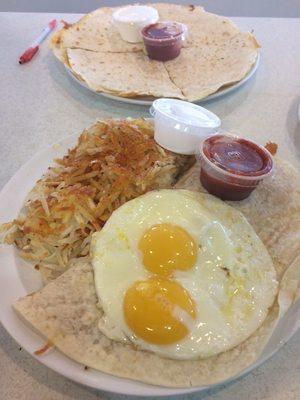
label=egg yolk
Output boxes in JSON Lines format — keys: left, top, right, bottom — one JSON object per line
{"left": 138, "top": 224, "right": 197, "bottom": 276}
{"left": 124, "top": 277, "right": 196, "bottom": 345}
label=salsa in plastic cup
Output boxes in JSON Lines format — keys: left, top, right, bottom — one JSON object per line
{"left": 199, "top": 133, "right": 274, "bottom": 201}
{"left": 142, "top": 21, "right": 187, "bottom": 61}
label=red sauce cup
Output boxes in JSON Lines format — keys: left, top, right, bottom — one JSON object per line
{"left": 199, "top": 133, "right": 274, "bottom": 201}
{"left": 142, "top": 21, "right": 187, "bottom": 61}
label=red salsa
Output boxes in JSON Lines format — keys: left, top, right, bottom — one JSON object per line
{"left": 142, "top": 21, "right": 186, "bottom": 61}
{"left": 200, "top": 134, "right": 273, "bottom": 201}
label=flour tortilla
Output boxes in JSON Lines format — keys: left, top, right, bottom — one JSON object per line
{"left": 13, "top": 157, "right": 300, "bottom": 387}
{"left": 164, "top": 32, "right": 259, "bottom": 101}
{"left": 67, "top": 48, "right": 184, "bottom": 98}
{"left": 50, "top": 7, "right": 142, "bottom": 64}
{"left": 175, "top": 157, "right": 300, "bottom": 280}
{"left": 50, "top": 3, "right": 259, "bottom": 100}
{"left": 50, "top": 4, "right": 206, "bottom": 63}
{"left": 154, "top": 4, "right": 240, "bottom": 48}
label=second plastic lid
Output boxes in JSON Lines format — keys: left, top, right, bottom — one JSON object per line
{"left": 150, "top": 99, "right": 221, "bottom": 155}
{"left": 151, "top": 99, "right": 220, "bottom": 127}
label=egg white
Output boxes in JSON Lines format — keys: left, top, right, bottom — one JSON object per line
{"left": 91, "top": 189, "right": 278, "bottom": 360}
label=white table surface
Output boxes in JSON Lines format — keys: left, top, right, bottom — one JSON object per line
{"left": 0, "top": 12, "right": 300, "bottom": 400}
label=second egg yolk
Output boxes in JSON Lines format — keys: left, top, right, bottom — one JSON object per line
{"left": 139, "top": 223, "right": 197, "bottom": 276}
{"left": 124, "top": 277, "right": 196, "bottom": 345}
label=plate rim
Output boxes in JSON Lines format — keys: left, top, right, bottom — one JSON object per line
{"left": 0, "top": 125, "right": 299, "bottom": 397}
{"left": 65, "top": 54, "right": 260, "bottom": 106}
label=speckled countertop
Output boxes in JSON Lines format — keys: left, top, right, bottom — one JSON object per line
{"left": 0, "top": 12, "right": 299, "bottom": 400}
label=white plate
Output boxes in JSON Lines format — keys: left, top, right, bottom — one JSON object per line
{"left": 0, "top": 130, "right": 299, "bottom": 397}
{"left": 65, "top": 54, "right": 260, "bottom": 106}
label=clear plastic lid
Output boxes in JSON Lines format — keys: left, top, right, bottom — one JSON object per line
{"left": 199, "top": 132, "right": 274, "bottom": 200}
{"left": 142, "top": 21, "right": 187, "bottom": 41}
{"left": 113, "top": 6, "right": 159, "bottom": 23}
{"left": 200, "top": 132, "right": 274, "bottom": 181}
{"left": 150, "top": 99, "right": 221, "bottom": 129}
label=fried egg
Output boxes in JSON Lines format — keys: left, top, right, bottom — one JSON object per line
{"left": 91, "top": 189, "right": 278, "bottom": 360}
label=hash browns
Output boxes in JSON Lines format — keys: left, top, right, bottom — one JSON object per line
{"left": 1, "top": 119, "right": 194, "bottom": 283}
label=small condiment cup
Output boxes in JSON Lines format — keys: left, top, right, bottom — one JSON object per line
{"left": 150, "top": 99, "right": 221, "bottom": 155}
{"left": 199, "top": 133, "right": 274, "bottom": 201}
{"left": 112, "top": 5, "right": 159, "bottom": 43}
{"left": 142, "top": 21, "right": 187, "bottom": 61}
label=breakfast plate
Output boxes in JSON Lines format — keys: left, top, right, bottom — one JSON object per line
{"left": 65, "top": 54, "right": 260, "bottom": 106}
{"left": 0, "top": 119, "right": 300, "bottom": 396}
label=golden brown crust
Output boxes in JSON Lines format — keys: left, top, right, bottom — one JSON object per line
{"left": 2, "top": 120, "right": 194, "bottom": 280}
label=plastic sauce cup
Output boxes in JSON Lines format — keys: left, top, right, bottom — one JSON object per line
{"left": 199, "top": 133, "right": 274, "bottom": 201}
{"left": 150, "top": 99, "right": 221, "bottom": 154}
{"left": 112, "top": 6, "right": 159, "bottom": 43}
{"left": 150, "top": 99, "right": 221, "bottom": 155}
{"left": 142, "top": 21, "right": 187, "bottom": 61}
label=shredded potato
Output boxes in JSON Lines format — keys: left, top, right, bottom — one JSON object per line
{"left": 265, "top": 141, "right": 278, "bottom": 156}
{"left": 34, "top": 341, "right": 53, "bottom": 356}
{"left": 1, "top": 119, "right": 194, "bottom": 283}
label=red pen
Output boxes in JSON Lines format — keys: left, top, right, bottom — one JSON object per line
{"left": 19, "top": 19, "right": 57, "bottom": 64}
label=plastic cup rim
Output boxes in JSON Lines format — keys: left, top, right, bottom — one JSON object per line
{"left": 113, "top": 5, "right": 159, "bottom": 23}
{"left": 151, "top": 99, "right": 221, "bottom": 130}
{"left": 141, "top": 21, "right": 186, "bottom": 42}
{"left": 199, "top": 132, "right": 274, "bottom": 182}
